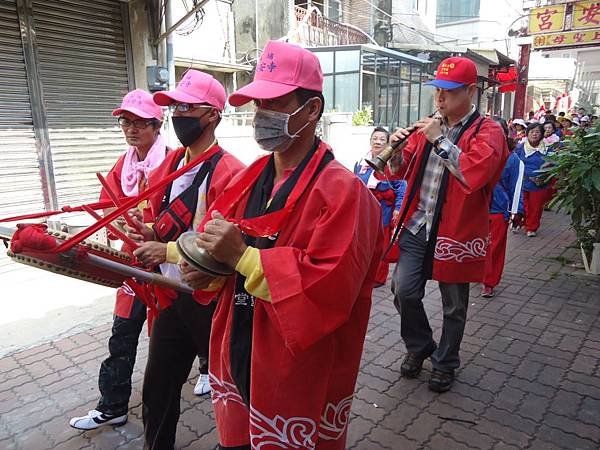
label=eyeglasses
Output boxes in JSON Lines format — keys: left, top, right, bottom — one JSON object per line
{"left": 168, "top": 103, "right": 212, "bottom": 113}
{"left": 118, "top": 117, "right": 157, "bottom": 129}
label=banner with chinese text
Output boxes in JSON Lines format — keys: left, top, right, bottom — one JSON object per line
{"left": 532, "top": 28, "right": 600, "bottom": 49}
{"left": 528, "top": 5, "right": 566, "bottom": 34}
{"left": 573, "top": 1, "right": 600, "bottom": 30}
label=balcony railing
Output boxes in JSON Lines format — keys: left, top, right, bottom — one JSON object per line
{"left": 293, "top": 6, "right": 369, "bottom": 46}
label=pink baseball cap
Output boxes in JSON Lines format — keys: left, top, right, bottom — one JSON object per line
{"left": 112, "top": 89, "right": 163, "bottom": 120}
{"left": 153, "top": 69, "right": 226, "bottom": 111}
{"left": 228, "top": 40, "right": 323, "bottom": 107}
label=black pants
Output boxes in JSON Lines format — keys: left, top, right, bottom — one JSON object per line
{"left": 142, "top": 293, "right": 216, "bottom": 450}
{"left": 391, "top": 227, "right": 470, "bottom": 373}
{"left": 96, "top": 297, "right": 146, "bottom": 416}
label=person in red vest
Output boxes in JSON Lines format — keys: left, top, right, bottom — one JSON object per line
{"left": 180, "top": 40, "right": 383, "bottom": 450}
{"left": 388, "top": 57, "right": 508, "bottom": 392}
{"left": 354, "top": 127, "right": 406, "bottom": 286}
{"left": 69, "top": 89, "right": 168, "bottom": 431}
{"left": 124, "top": 70, "right": 244, "bottom": 449}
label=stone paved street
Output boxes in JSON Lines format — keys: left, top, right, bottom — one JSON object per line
{"left": 1, "top": 210, "right": 599, "bottom": 449}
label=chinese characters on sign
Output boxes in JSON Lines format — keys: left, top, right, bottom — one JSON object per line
{"left": 528, "top": 4, "right": 566, "bottom": 34}
{"left": 573, "top": 1, "right": 600, "bottom": 30}
{"left": 527, "top": 2, "right": 600, "bottom": 49}
{"left": 532, "top": 28, "right": 600, "bottom": 49}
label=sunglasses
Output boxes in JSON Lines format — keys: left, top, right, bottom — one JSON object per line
{"left": 168, "top": 103, "right": 212, "bottom": 113}
{"left": 118, "top": 117, "right": 158, "bottom": 129}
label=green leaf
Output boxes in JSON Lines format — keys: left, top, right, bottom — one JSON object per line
{"left": 592, "top": 167, "right": 600, "bottom": 192}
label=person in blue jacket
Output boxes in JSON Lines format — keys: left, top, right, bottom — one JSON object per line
{"left": 514, "top": 122, "right": 555, "bottom": 237}
{"left": 354, "top": 127, "right": 407, "bottom": 286}
{"left": 482, "top": 117, "right": 525, "bottom": 298}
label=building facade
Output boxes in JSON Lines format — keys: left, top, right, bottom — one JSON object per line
{"left": 0, "top": 0, "right": 135, "bottom": 220}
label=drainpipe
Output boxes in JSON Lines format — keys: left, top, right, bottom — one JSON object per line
{"left": 288, "top": 0, "right": 295, "bottom": 36}
{"left": 165, "top": 0, "right": 176, "bottom": 90}
{"left": 165, "top": 0, "right": 177, "bottom": 147}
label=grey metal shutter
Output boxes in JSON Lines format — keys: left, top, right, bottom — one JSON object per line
{"left": 0, "top": 0, "right": 45, "bottom": 218}
{"left": 32, "top": 0, "right": 130, "bottom": 207}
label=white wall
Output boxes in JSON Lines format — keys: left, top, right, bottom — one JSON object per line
{"left": 214, "top": 115, "right": 373, "bottom": 172}
{"left": 215, "top": 124, "right": 266, "bottom": 167}
{"left": 529, "top": 54, "right": 577, "bottom": 81}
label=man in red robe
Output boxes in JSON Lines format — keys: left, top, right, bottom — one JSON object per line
{"left": 180, "top": 41, "right": 383, "bottom": 450}
{"left": 124, "top": 70, "right": 245, "bottom": 449}
{"left": 70, "top": 89, "right": 168, "bottom": 431}
{"left": 388, "top": 57, "right": 508, "bottom": 392}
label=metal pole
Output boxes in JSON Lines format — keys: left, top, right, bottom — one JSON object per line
{"left": 165, "top": 0, "right": 176, "bottom": 91}
{"left": 288, "top": 0, "right": 295, "bottom": 36}
{"left": 16, "top": 0, "right": 58, "bottom": 214}
{"left": 513, "top": 44, "right": 531, "bottom": 120}
{"left": 164, "top": 0, "right": 177, "bottom": 148}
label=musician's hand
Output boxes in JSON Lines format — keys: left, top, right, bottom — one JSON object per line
{"left": 510, "top": 213, "right": 524, "bottom": 228}
{"left": 392, "top": 209, "right": 400, "bottom": 227}
{"left": 128, "top": 208, "right": 143, "bottom": 221}
{"left": 179, "top": 260, "right": 217, "bottom": 290}
{"left": 133, "top": 241, "right": 167, "bottom": 267}
{"left": 197, "top": 210, "right": 247, "bottom": 268}
{"left": 388, "top": 128, "right": 413, "bottom": 174}
{"left": 124, "top": 208, "right": 154, "bottom": 242}
{"left": 415, "top": 117, "right": 443, "bottom": 143}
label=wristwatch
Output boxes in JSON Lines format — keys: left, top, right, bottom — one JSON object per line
{"left": 433, "top": 135, "right": 451, "bottom": 159}
{"left": 432, "top": 135, "right": 445, "bottom": 148}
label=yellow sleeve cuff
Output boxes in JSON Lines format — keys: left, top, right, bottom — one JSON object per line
{"left": 166, "top": 241, "right": 180, "bottom": 264}
{"left": 235, "top": 246, "right": 271, "bottom": 302}
{"left": 205, "top": 277, "right": 225, "bottom": 291}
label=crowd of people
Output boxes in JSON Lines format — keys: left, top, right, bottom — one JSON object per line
{"left": 61, "top": 44, "right": 585, "bottom": 449}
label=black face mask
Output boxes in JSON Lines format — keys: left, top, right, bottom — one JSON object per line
{"left": 172, "top": 116, "right": 205, "bottom": 147}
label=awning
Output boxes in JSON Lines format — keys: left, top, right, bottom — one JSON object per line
{"left": 174, "top": 58, "right": 252, "bottom": 74}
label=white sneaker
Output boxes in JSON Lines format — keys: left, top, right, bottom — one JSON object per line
{"left": 527, "top": 231, "right": 537, "bottom": 237}
{"left": 194, "top": 373, "right": 211, "bottom": 396}
{"left": 69, "top": 409, "right": 127, "bottom": 430}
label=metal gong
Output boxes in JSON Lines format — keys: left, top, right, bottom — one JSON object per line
{"left": 176, "top": 231, "right": 235, "bottom": 276}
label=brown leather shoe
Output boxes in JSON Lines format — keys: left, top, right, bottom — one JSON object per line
{"left": 428, "top": 369, "right": 455, "bottom": 393}
{"left": 400, "top": 345, "right": 436, "bottom": 378}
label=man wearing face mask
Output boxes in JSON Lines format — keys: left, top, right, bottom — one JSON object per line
{"left": 125, "top": 69, "right": 244, "bottom": 450}
{"left": 179, "top": 41, "right": 383, "bottom": 450}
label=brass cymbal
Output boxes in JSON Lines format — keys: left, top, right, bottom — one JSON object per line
{"left": 176, "top": 231, "right": 235, "bottom": 276}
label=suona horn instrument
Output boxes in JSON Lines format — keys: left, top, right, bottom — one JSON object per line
{"left": 366, "top": 111, "right": 438, "bottom": 174}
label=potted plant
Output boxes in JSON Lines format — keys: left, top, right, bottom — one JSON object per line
{"left": 546, "top": 123, "right": 600, "bottom": 274}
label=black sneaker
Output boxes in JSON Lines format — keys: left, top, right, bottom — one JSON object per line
{"left": 428, "top": 369, "right": 455, "bottom": 393}
{"left": 400, "top": 344, "right": 436, "bottom": 378}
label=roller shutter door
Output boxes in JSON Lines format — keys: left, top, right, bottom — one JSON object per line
{"left": 0, "top": 0, "right": 45, "bottom": 218}
{"left": 32, "top": 0, "right": 130, "bottom": 207}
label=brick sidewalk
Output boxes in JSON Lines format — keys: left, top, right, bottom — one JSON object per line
{"left": 1, "top": 210, "right": 599, "bottom": 449}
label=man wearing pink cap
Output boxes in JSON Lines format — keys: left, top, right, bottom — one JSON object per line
{"left": 123, "top": 70, "right": 244, "bottom": 449}
{"left": 388, "top": 57, "right": 508, "bottom": 392}
{"left": 180, "top": 41, "right": 383, "bottom": 450}
{"left": 69, "top": 89, "right": 168, "bottom": 431}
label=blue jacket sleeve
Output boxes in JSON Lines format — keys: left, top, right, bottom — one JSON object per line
{"left": 391, "top": 180, "right": 406, "bottom": 211}
{"left": 506, "top": 153, "right": 525, "bottom": 215}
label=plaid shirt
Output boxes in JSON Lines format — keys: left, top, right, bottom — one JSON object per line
{"left": 405, "top": 106, "right": 476, "bottom": 240}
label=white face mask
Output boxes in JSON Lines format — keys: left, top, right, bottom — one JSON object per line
{"left": 252, "top": 99, "right": 313, "bottom": 152}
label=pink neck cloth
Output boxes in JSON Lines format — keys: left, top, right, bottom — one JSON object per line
{"left": 121, "top": 133, "right": 166, "bottom": 197}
